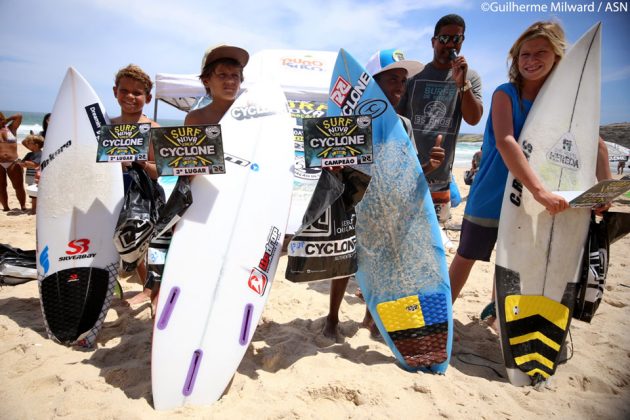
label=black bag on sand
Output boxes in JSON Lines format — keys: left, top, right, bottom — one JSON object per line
{"left": 113, "top": 164, "right": 165, "bottom": 272}
{"left": 0, "top": 243, "right": 37, "bottom": 285}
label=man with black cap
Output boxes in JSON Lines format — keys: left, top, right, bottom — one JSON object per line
{"left": 185, "top": 44, "right": 250, "bottom": 125}
{"left": 398, "top": 14, "right": 483, "bottom": 223}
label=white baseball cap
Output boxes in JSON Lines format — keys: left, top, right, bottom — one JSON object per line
{"left": 365, "top": 48, "right": 424, "bottom": 78}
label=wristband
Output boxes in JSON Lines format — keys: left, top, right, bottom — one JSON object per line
{"left": 459, "top": 80, "right": 472, "bottom": 93}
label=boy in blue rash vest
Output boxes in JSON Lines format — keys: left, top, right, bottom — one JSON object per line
{"left": 323, "top": 49, "right": 445, "bottom": 339}
{"left": 448, "top": 21, "right": 612, "bottom": 317}
{"left": 398, "top": 14, "right": 483, "bottom": 223}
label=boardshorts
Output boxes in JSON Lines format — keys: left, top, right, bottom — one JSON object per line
{"left": 456, "top": 218, "right": 498, "bottom": 262}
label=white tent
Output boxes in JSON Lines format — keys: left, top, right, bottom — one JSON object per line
{"left": 153, "top": 73, "right": 205, "bottom": 116}
{"left": 153, "top": 49, "right": 338, "bottom": 233}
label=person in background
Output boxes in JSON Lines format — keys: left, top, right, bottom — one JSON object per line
{"left": 464, "top": 146, "right": 482, "bottom": 186}
{"left": 39, "top": 113, "right": 51, "bottom": 138}
{"left": 18, "top": 134, "right": 44, "bottom": 214}
{"left": 323, "top": 49, "right": 444, "bottom": 338}
{"left": 448, "top": 21, "right": 612, "bottom": 323}
{"left": 0, "top": 112, "right": 26, "bottom": 212}
{"left": 617, "top": 158, "right": 626, "bottom": 175}
{"left": 111, "top": 64, "right": 160, "bottom": 306}
{"left": 398, "top": 14, "right": 483, "bottom": 223}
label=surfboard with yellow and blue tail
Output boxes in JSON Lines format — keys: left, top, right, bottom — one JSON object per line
{"left": 326, "top": 49, "right": 452, "bottom": 372}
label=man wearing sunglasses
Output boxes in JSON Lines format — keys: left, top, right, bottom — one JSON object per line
{"left": 398, "top": 14, "right": 483, "bottom": 223}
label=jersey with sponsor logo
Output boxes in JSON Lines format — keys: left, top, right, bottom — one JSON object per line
{"left": 399, "top": 63, "right": 482, "bottom": 193}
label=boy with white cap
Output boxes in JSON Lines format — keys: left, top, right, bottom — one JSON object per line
{"left": 185, "top": 44, "right": 249, "bottom": 125}
{"left": 366, "top": 48, "right": 445, "bottom": 174}
{"left": 323, "top": 49, "right": 445, "bottom": 338}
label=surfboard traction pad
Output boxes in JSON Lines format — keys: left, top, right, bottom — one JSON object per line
{"left": 38, "top": 263, "right": 118, "bottom": 347}
{"left": 376, "top": 292, "right": 449, "bottom": 368}
{"left": 496, "top": 265, "right": 577, "bottom": 384}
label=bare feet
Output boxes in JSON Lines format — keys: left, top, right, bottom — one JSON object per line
{"left": 322, "top": 316, "right": 340, "bottom": 339}
{"left": 361, "top": 317, "right": 381, "bottom": 338}
{"left": 126, "top": 288, "right": 151, "bottom": 306}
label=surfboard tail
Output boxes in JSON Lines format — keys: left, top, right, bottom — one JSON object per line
{"left": 39, "top": 266, "right": 115, "bottom": 347}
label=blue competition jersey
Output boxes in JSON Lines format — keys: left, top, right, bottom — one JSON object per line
{"left": 464, "top": 83, "right": 532, "bottom": 226}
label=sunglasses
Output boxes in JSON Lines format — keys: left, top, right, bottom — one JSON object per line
{"left": 434, "top": 34, "right": 465, "bottom": 45}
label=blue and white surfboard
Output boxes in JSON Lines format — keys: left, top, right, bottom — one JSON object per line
{"left": 327, "top": 49, "right": 452, "bottom": 373}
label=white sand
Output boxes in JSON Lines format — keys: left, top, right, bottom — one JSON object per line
{"left": 1, "top": 160, "right": 629, "bottom": 419}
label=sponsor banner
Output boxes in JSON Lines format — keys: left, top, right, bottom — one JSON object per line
{"left": 287, "top": 100, "right": 327, "bottom": 122}
{"left": 303, "top": 116, "right": 373, "bottom": 168}
{"left": 151, "top": 125, "right": 225, "bottom": 176}
{"left": 286, "top": 203, "right": 357, "bottom": 283}
{"left": 285, "top": 178, "right": 357, "bottom": 283}
{"left": 96, "top": 123, "right": 151, "bottom": 163}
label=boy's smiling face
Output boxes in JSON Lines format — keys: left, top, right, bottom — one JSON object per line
{"left": 113, "top": 76, "right": 151, "bottom": 115}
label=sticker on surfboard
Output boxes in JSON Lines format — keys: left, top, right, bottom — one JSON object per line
{"left": 546, "top": 132, "right": 580, "bottom": 170}
{"left": 151, "top": 125, "right": 226, "bottom": 176}
{"left": 303, "top": 115, "right": 373, "bottom": 168}
{"left": 96, "top": 123, "right": 151, "bottom": 162}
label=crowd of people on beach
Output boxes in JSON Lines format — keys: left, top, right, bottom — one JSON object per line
{"left": 2, "top": 13, "right": 616, "bottom": 368}
{"left": 0, "top": 112, "right": 49, "bottom": 215}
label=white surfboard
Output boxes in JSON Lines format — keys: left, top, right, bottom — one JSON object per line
{"left": 151, "top": 82, "right": 294, "bottom": 409}
{"left": 37, "top": 67, "right": 123, "bottom": 347}
{"left": 495, "top": 23, "right": 601, "bottom": 386}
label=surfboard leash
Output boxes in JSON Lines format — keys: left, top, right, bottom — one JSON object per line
{"left": 454, "top": 352, "right": 505, "bottom": 379}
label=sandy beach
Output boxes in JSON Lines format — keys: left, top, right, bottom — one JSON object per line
{"left": 1, "top": 157, "right": 629, "bottom": 419}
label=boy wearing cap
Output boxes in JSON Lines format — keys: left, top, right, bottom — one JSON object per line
{"left": 398, "top": 14, "right": 483, "bottom": 223}
{"left": 185, "top": 45, "right": 249, "bottom": 125}
{"left": 366, "top": 49, "right": 445, "bottom": 175}
{"left": 323, "top": 49, "right": 445, "bottom": 339}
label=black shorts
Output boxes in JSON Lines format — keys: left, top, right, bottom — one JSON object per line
{"left": 456, "top": 218, "right": 498, "bottom": 262}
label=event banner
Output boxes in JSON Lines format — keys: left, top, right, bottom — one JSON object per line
{"left": 303, "top": 115, "right": 373, "bottom": 168}
{"left": 151, "top": 125, "right": 225, "bottom": 176}
{"left": 96, "top": 123, "right": 151, "bottom": 163}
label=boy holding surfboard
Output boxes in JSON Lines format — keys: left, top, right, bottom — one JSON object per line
{"left": 185, "top": 45, "right": 249, "bottom": 125}
{"left": 111, "top": 64, "right": 160, "bottom": 307}
{"left": 323, "top": 49, "right": 444, "bottom": 338}
{"left": 448, "top": 21, "right": 612, "bottom": 315}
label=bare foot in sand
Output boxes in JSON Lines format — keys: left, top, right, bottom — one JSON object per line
{"left": 126, "top": 288, "right": 151, "bottom": 306}
{"left": 361, "top": 310, "right": 381, "bottom": 338}
{"left": 322, "top": 315, "right": 340, "bottom": 339}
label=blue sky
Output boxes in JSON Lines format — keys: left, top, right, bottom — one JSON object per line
{"left": 1, "top": 0, "right": 628, "bottom": 134}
